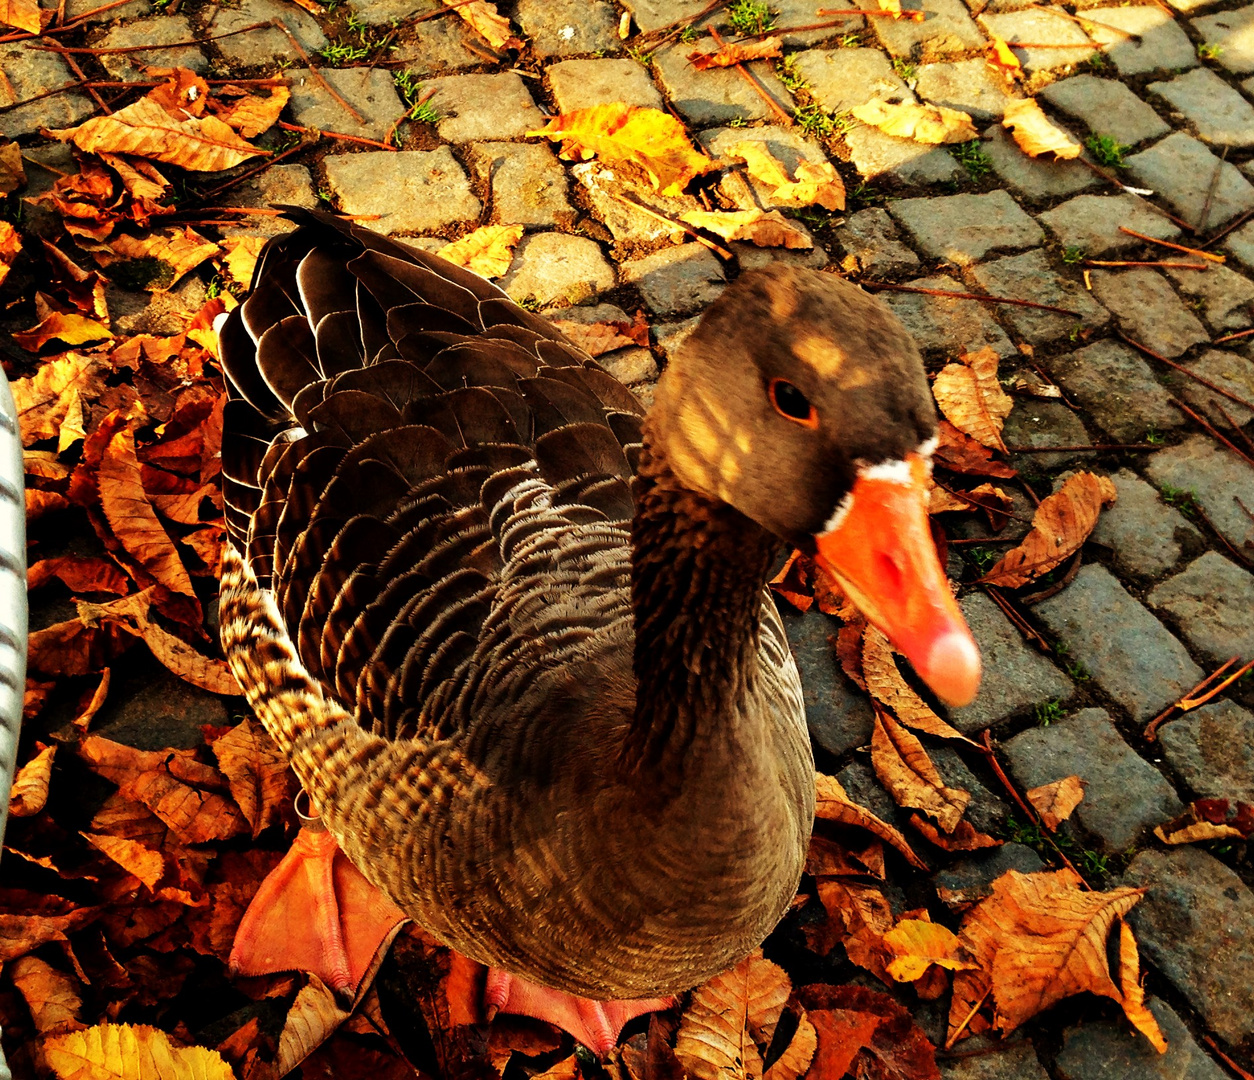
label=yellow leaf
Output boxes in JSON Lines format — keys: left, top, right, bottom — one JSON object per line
{"left": 438, "top": 223, "right": 524, "bottom": 278}
{"left": 932, "top": 347, "right": 1012, "bottom": 451}
{"left": 1118, "top": 918, "right": 1168, "bottom": 1052}
{"left": 850, "top": 100, "right": 979, "bottom": 144}
{"left": 987, "top": 36, "right": 1024, "bottom": 78}
{"left": 0, "top": 219, "right": 20, "bottom": 287}
{"left": 11, "top": 353, "right": 112, "bottom": 446}
{"left": 528, "top": 103, "right": 714, "bottom": 197}
{"left": 49, "top": 96, "right": 266, "bottom": 173}
{"left": 878, "top": 0, "right": 926, "bottom": 19}
{"left": 10, "top": 956, "right": 83, "bottom": 1037}
{"left": 43, "top": 1022, "right": 234, "bottom": 1080}
{"left": 8, "top": 743, "right": 56, "bottom": 817}
{"left": 0, "top": 0, "right": 40, "bottom": 33}
{"left": 731, "top": 141, "right": 846, "bottom": 210}
{"left": 12, "top": 312, "right": 113, "bottom": 353}
{"left": 209, "top": 85, "right": 290, "bottom": 139}
{"left": 1002, "top": 97, "right": 1082, "bottom": 160}
{"left": 884, "top": 918, "right": 977, "bottom": 982}
{"left": 219, "top": 235, "right": 265, "bottom": 289}
{"left": 680, "top": 209, "right": 813, "bottom": 248}
{"left": 103, "top": 227, "right": 220, "bottom": 291}
{"left": 1026, "top": 775, "right": 1086, "bottom": 831}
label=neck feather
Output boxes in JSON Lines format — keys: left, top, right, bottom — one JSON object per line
{"left": 622, "top": 422, "right": 781, "bottom": 772}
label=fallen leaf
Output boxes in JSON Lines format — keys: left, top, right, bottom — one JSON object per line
{"left": 815, "top": 772, "right": 929, "bottom": 871}
{"left": 871, "top": 710, "right": 970, "bottom": 833}
{"left": 1118, "top": 918, "right": 1167, "bottom": 1053}
{"left": 0, "top": 905, "right": 100, "bottom": 963}
{"left": 987, "top": 36, "right": 1024, "bottom": 78}
{"left": 862, "top": 627, "right": 974, "bottom": 742}
{"left": 73, "top": 668, "right": 112, "bottom": 733}
{"left": 1026, "top": 776, "right": 1086, "bottom": 831}
{"left": 103, "top": 227, "right": 220, "bottom": 291}
{"left": 910, "top": 815, "right": 1002, "bottom": 852}
{"left": 212, "top": 716, "right": 293, "bottom": 837}
{"left": 207, "top": 84, "right": 290, "bottom": 138}
{"left": 884, "top": 917, "right": 977, "bottom": 982}
{"left": 81, "top": 832, "right": 165, "bottom": 890}
{"left": 981, "top": 471, "right": 1116, "bottom": 588}
{"left": 680, "top": 209, "right": 812, "bottom": 248}
{"left": 689, "top": 36, "right": 784, "bottom": 68}
{"left": 878, "top": 0, "right": 926, "bottom": 19}
{"left": 441, "top": 0, "right": 521, "bottom": 49}
{"left": 0, "top": 0, "right": 40, "bottom": 33}
{"left": 144, "top": 66, "right": 208, "bottom": 118}
{"left": 550, "top": 320, "right": 636, "bottom": 357}
{"left": 9, "top": 955, "right": 84, "bottom": 1037}
{"left": 218, "top": 235, "right": 265, "bottom": 289}
{"left": 810, "top": 879, "right": 895, "bottom": 982}
{"left": 0, "top": 219, "right": 19, "bottom": 287}
{"left": 768, "top": 548, "right": 814, "bottom": 612}
{"left": 529, "top": 104, "right": 714, "bottom": 197}
{"left": 44, "top": 1022, "right": 234, "bottom": 1080}
{"left": 807, "top": 832, "right": 886, "bottom": 879}
{"left": 49, "top": 96, "right": 267, "bottom": 173}
{"left": 12, "top": 312, "right": 113, "bottom": 353}
{"left": 0, "top": 141, "right": 24, "bottom": 196}
{"left": 438, "top": 224, "right": 524, "bottom": 279}
{"left": 1154, "top": 805, "right": 1245, "bottom": 845}
{"left": 8, "top": 744, "right": 56, "bottom": 818}
{"left": 28, "top": 556, "right": 130, "bottom": 596}
{"left": 800, "top": 984, "right": 940, "bottom": 1080}
{"left": 11, "top": 353, "right": 112, "bottom": 445}
{"left": 763, "top": 1011, "right": 817, "bottom": 1080}
{"left": 134, "top": 616, "right": 239, "bottom": 695}
{"left": 732, "top": 141, "right": 846, "bottom": 210}
{"left": 850, "top": 100, "right": 979, "bottom": 145}
{"left": 932, "top": 421, "right": 1017, "bottom": 479}
{"left": 1002, "top": 97, "right": 1082, "bottom": 160}
{"left": 932, "top": 347, "right": 1013, "bottom": 452}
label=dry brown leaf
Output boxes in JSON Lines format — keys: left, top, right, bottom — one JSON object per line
{"left": 763, "top": 1011, "right": 816, "bottom": 1080}
{"left": 438, "top": 224, "right": 524, "bottom": 279}
{"left": 72, "top": 668, "right": 111, "bottom": 733}
{"left": 811, "top": 879, "right": 895, "bottom": 982}
{"left": 1154, "top": 805, "right": 1245, "bottom": 845}
{"left": 679, "top": 209, "right": 812, "bottom": 249}
{"left": 987, "top": 36, "right": 1024, "bottom": 78}
{"left": 441, "top": 0, "right": 521, "bottom": 49}
{"left": 910, "top": 814, "right": 1002, "bottom": 852}
{"left": 0, "top": 0, "right": 39, "bottom": 32}
{"left": 208, "top": 85, "right": 290, "bottom": 138}
{"left": 1002, "top": 97, "right": 1081, "bottom": 160}
{"left": 549, "top": 320, "right": 636, "bottom": 357}
{"left": 851, "top": 100, "right": 979, "bottom": 144}
{"left": 145, "top": 66, "right": 208, "bottom": 117}
{"left": 28, "top": 556, "right": 130, "bottom": 596}
{"left": 674, "top": 949, "right": 790, "bottom": 1080}
{"left": 0, "top": 905, "right": 100, "bottom": 964}
{"left": 884, "top": 917, "right": 977, "bottom": 982}
{"left": 1026, "top": 775, "right": 1086, "bottom": 831}
{"left": 10, "top": 955, "right": 83, "bottom": 1037}
{"left": 268, "top": 975, "right": 353, "bottom": 1078}
{"left": 136, "top": 617, "right": 239, "bottom": 695}
{"left": 815, "top": 771, "right": 929, "bottom": 871}
{"left": 731, "top": 141, "right": 846, "bottom": 210}
{"left": 219, "top": 235, "right": 265, "bottom": 289}
{"left": 50, "top": 97, "right": 266, "bottom": 173}
{"left": 8, "top": 743, "right": 56, "bottom": 817}
{"left": 44, "top": 1022, "right": 234, "bottom": 1080}
{"left": 103, "top": 227, "right": 219, "bottom": 291}
{"left": 0, "top": 142, "right": 25, "bottom": 196}
{"left": 878, "top": 0, "right": 926, "bottom": 19}
{"left": 212, "top": 716, "right": 293, "bottom": 838}
{"left": 861, "top": 627, "right": 974, "bottom": 742}
{"left": 801, "top": 984, "right": 940, "bottom": 1080}
{"left": 12, "top": 312, "right": 113, "bottom": 353}
{"left": 871, "top": 710, "right": 970, "bottom": 833}
{"left": 807, "top": 832, "right": 886, "bottom": 879}
{"left": 981, "top": 471, "right": 1117, "bottom": 589}
{"left": 1118, "top": 918, "right": 1168, "bottom": 1053}
{"left": 933, "top": 421, "right": 1017, "bottom": 479}
{"left": 689, "top": 36, "right": 784, "bottom": 68}
{"left": 81, "top": 831, "right": 165, "bottom": 890}
{"left": 932, "top": 348, "right": 1012, "bottom": 452}
{"left": 0, "top": 219, "right": 19, "bottom": 287}
{"left": 529, "top": 104, "right": 714, "bottom": 197}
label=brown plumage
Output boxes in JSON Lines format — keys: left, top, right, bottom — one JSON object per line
{"left": 218, "top": 208, "right": 937, "bottom": 999}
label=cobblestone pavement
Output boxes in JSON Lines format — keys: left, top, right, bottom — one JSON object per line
{"left": 4, "top": 0, "right": 1254, "bottom": 1075}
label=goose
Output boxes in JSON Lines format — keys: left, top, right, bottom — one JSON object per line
{"left": 217, "top": 208, "right": 981, "bottom": 1055}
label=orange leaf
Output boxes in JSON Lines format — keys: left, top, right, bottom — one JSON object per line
{"left": 877, "top": 0, "right": 926, "bottom": 19}
{"left": 0, "top": 0, "right": 39, "bottom": 32}
{"left": 212, "top": 716, "right": 294, "bottom": 837}
{"left": 851, "top": 100, "right": 979, "bottom": 144}
{"left": 145, "top": 66, "right": 209, "bottom": 118}
{"left": 870, "top": 710, "right": 970, "bottom": 833}
{"left": 933, "top": 421, "right": 1017, "bottom": 479}
{"left": 0, "top": 142, "right": 24, "bottom": 197}
{"left": 731, "top": 141, "right": 846, "bottom": 211}
{"left": 12, "top": 312, "right": 113, "bottom": 352}
{"left": 440, "top": 0, "right": 520, "bottom": 49}
{"left": 861, "top": 627, "right": 975, "bottom": 742}
{"left": 987, "top": 36, "right": 1024, "bottom": 78}
{"left": 11, "top": 353, "right": 112, "bottom": 445}
{"left": 680, "top": 209, "right": 813, "bottom": 249}
{"left": 207, "top": 84, "right": 290, "bottom": 138}
{"left": 28, "top": 555, "right": 130, "bottom": 595}
{"left": 884, "top": 917, "right": 977, "bottom": 982}
{"left": 1118, "top": 917, "right": 1168, "bottom": 1052}
{"left": 764, "top": 1011, "right": 817, "bottom": 1080}
{"left": 438, "top": 224, "right": 524, "bottom": 279}
{"left": 528, "top": 104, "right": 714, "bottom": 197}
{"left": 218, "top": 235, "right": 265, "bottom": 288}
{"left": 910, "top": 814, "right": 1002, "bottom": 851}
{"left": 72, "top": 668, "right": 111, "bottom": 733}
{"left": 815, "top": 772, "right": 929, "bottom": 871}
{"left": 1153, "top": 804, "right": 1245, "bottom": 845}
{"left": 689, "top": 36, "right": 784, "bottom": 68}
{"left": 81, "top": 831, "right": 165, "bottom": 889}
{"left": 807, "top": 832, "right": 886, "bottom": 878}
{"left": 811, "top": 879, "right": 895, "bottom": 981}
{"left": 981, "top": 471, "right": 1117, "bottom": 588}
{"left": 8, "top": 743, "right": 56, "bottom": 817}
{"left": 9, "top": 955, "right": 83, "bottom": 1037}
{"left": 43, "top": 1022, "right": 234, "bottom": 1080}
{"left": 103, "top": 227, "right": 219, "bottom": 291}
{"left": 1002, "top": 97, "right": 1082, "bottom": 160}
{"left": 1026, "top": 775, "right": 1086, "bottom": 831}
{"left": 932, "top": 347, "right": 1012, "bottom": 452}
{"left": 800, "top": 984, "right": 940, "bottom": 1080}
{"left": 0, "top": 219, "right": 20, "bottom": 287}
{"left": 549, "top": 319, "right": 637, "bottom": 357}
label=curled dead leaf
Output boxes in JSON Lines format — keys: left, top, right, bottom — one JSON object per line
{"left": 438, "top": 224, "right": 524, "bottom": 279}
{"left": 10, "top": 955, "right": 84, "bottom": 1037}
{"left": 933, "top": 421, "right": 1017, "bottom": 479}
{"left": 212, "top": 716, "right": 294, "bottom": 838}
{"left": 800, "top": 984, "right": 940, "bottom": 1080}
{"left": 689, "top": 36, "right": 784, "bottom": 68}
{"left": 1002, "top": 97, "right": 1082, "bottom": 160}
{"left": 878, "top": 0, "right": 926, "bottom": 20}
{"left": 8, "top": 743, "right": 56, "bottom": 817}
{"left": 732, "top": 141, "right": 846, "bottom": 211}
{"left": 871, "top": 710, "right": 970, "bottom": 833}
{"left": 81, "top": 831, "right": 165, "bottom": 890}
{"left": 28, "top": 555, "right": 130, "bottom": 596}
{"left": 441, "top": 0, "right": 521, "bottom": 49}
{"left": 13, "top": 312, "right": 113, "bottom": 353}
{"left": 0, "top": 141, "right": 25, "bottom": 196}
{"left": 850, "top": 100, "right": 979, "bottom": 145}
{"left": 1118, "top": 918, "right": 1168, "bottom": 1053}
{"left": 207, "top": 84, "right": 291, "bottom": 139}
{"left": 862, "top": 627, "right": 975, "bottom": 742}
{"left": 910, "top": 814, "right": 1003, "bottom": 852}
{"left": 932, "top": 347, "right": 1013, "bottom": 452}
{"left": 764, "top": 1011, "right": 817, "bottom": 1080}
{"left": 810, "top": 880, "right": 895, "bottom": 981}
{"left": 1154, "top": 802, "right": 1247, "bottom": 845}
{"left": 1026, "top": 775, "right": 1086, "bottom": 831}
{"left": 815, "top": 771, "right": 929, "bottom": 871}
{"left": 680, "top": 209, "right": 812, "bottom": 249}
{"left": 0, "top": 219, "right": 20, "bottom": 287}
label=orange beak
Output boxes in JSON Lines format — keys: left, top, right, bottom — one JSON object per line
{"left": 814, "top": 454, "right": 981, "bottom": 707}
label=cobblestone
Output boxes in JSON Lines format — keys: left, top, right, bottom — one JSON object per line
{"left": 979, "top": 9, "right": 1096, "bottom": 72}
{"left": 547, "top": 59, "right": 664, "bottom": 113}
{"left": 1056, "top": 998, "right": 1229, "bottom": 1080}
{"left": 941, "top": 1038, "right": 1049, "bottom": 1080}
{"left": 1125, "top": 847, "right": 1254, "bottom": 1046}
{"left": 344, "top": 0, "right": 429, "bottom": 24}
{"left": 1090, "top": 469, "right": 1203, "bottom": 580}
{"left": 933, "top": 844, "right": 1045, "bottom": 909}
{"left": 1150, "top": 68, "right": 1254, "bottom": 149}
{"left": 1043, "top": 340, "right": 1183, "bottom": 443}
{"left": 467, "top": 143, "right": 576, "bottom": 229}
{"left": 782, "top": 608, "right": 874, "bottom": 758}
{"left": 620, "top": 244, "right": 727, "bottom": 314}
{"left": 833, "top": 209, "right": 921, "bottom": 277}
{"left": 1150, "top": 552, "right": 1254, "bottom": 664}
{"left": 868, "top": 0, "right": 988, "bottom": 57}
{"left": 887, "top": 191, "right": 1043, "bottom": 267}
{"left": 1039, "top": 74, "right": 1171, "bottom": 147}
{"left": 1191, "top": 6, "right": 1254, "bottom": 74}
{"left": 1126, "top": 133, "right": 1254, "bottom": 230}
{"left": 0, "top": 43, "right": 95, "bottom": 138}
{"left": 1085, "top": 6, "right": 1199, "bottom": 75}
{"left": 423, "top": 73, "right": 546, "bottom": 143}
{"left": 880, "top": 274, "right": 1015, "bottom": 358}
{"left": 571, "top": 163, "right": 696, "bottom": 244}
{"left": 971, "top": 250, "right": 1108, "bottom": 343}
{"left": 1003, "top": 399, "right": 1095, "bottom": 470}
{"left": 652, "top": 44, "right": 792, "bottom": 126}
{"left": 1145, "top": 435, "right": 1254, "bottom": 555}
{"left": 844, "top": 127, "right": 963, "bottom": 184}
{"left": 980, "top": 124, "right": 1099, "bottom": 200}
{"left": 1166, "top": 268, "right": 1254, "bottom": 333}
{"left": 288, "top": 68, "right": 404, "bottom": 143}
{"left": 391, "top": 9, "right": 479, "bottom": 72}
{"left": 1087, "top": 268, "right": 1209, "bottom": 359}
{"left": 1159, "top": 698, "right": 1254, "bottom": 803}
{"left": 501, "top": 233, "right": 616, "bottom": 308}
{"left": 98, "top": 15, "right": 207, "bottom": 82}
{"left": 205, "top": 0, "right": 326, "bottom": 66}
{"left": 791, "top": 48, "right": 912, "bottom": 114}
{"left": 323, "top": 148, "right": 480, "bottom": 234}
{"left": 1004, "top": 707, "right": 1184, "bottom": 850}
{"left": 1037, "top": 193, "right": 1180, "bottom": 257}
{"left": 598, "top": 347, "right": 659, "bottom": 387}
{"left": 515, "top": 0, "right": 621, "bottom": 58}
{"left": 221, "top": 165, "right": 319, "bottom": 238}
{"left": 1226, "top": 219, "right": 1254, "bottom": 271}
{"left": 915, "top": 59, "right": 1012, "bottom": 122}
{"left": 1176, "top": 350, "right": 1254, "bottom": 424}
{"left": 1034, "top": 564, "right": 1203, "bottom": 721}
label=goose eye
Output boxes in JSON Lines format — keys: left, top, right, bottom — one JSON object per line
{"left": 768, "top": 378, "right": 818, "bottom": 428}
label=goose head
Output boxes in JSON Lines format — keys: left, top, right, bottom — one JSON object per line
{"left": 650, "top": 264, "right": 981, "bottom": 708}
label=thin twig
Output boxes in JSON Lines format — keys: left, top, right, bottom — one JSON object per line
{"left": 1215, "top": 402, "right": 1254, "bottom": 460}
{"left": 708, "top": 25, "right": 793, "bottom": 126}
{"left": 189, "top": 141, "right": 307, "bottom": 204}
{"left": 1213, "top": 327, "right": 1254, "bottom": 344}
{"left": 861, "top": 281, "right": 1083, "bottom": 316}
{"left": 637, "top": 0, "right": 729, "bottom": 46}
{"left": 1170, "top": 398, "right": 1254, "bottom": 468}
{"left": 1183, "top": 657, "right": 1254, "bottom": 710}
{"left": 1197, "top": 147, "right": 1228, "bottom": 235}
{"left": 1119, "top": 332, "right": 1254, "bottom": 414}
{"left": 1006, "top": 442, "right": 1156, "bottom": 452}
{"left": 1076, "top": 157, "right": 1197, "bottom": 233}
{"left": 272, "top": 20, "right": 365, "bottom": 126}
{"left": 28, "top": 21, "right": 273, "bottom": 52}
{"left": 1085, "top": 259, "right": 1210, "bottom": 269}
{"left": 983, "top": 586, "right": 1050, "bottom": 650}
{"left": 933, "top": 479, "right": 1033, "bottom": 523}
{"left": 1118, "top": 226, "right": 1225, "bottom": 263}
{"left": 1202, "top": 1037, "right": 1254, "bottom": 1080}
{"left": 1194, "top": 499, "right": 1254, "bottom": 569}
{"left": 1145, "top": 658, "right": 1239, "bottom": 739}
{"left": 0, "top": 0, "right": 137, "bottom": 40}
{"left": 57, "top": 45, "right": 110, "bottom": 115}
{"left": 943, "top": 988, "right": 992, "bottom": 1051}
{"left": 608, "top": 192, "right": 734, "bottom": 259}
{"left": 1201, "top": 208, "right": 1253, "bottom": 249}
{"left": 412, "top": 0, "right": 480, "bottom": 23}
{"left": 277, "top": 120, "right": 395, "bottom": 151}
{"left": 1021, "top": 3, "right": 1138, "bottom": 38}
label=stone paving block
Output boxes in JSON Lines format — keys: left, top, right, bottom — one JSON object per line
{"left": 1003, "top": 707, "right": 1183, "bottom": 851}
{"left": 1225, "top": 218, "right": 1254, "bottom": 271}
{"left": 941, "top": 1037, "right": 1049, "bottom": 1080}
{"left": 735, "top": 234, "right": 829, "bottom": 272}
{"left": 1039, "top": 74, "right": 1170, "bottom": 147}
{"left": 1166, "top": 268, "right": 1254, "bottom": 333}
{"left": 1034, "top": 564, "right": 1203, "bottom": 722}
{"left": 516, "top": 0, "right": 620, "bottom": 57}
{"left": 1150, "top": 551, "right": 1254, "bottom": 664}
{"left": 1150, "top": 68, "right": 1254, "bottom": 149}
{"left": 770, "top": 0, "right": 866, "bottom": 45}
{"left": 845, "top": 126, "right": 963, "bottom": 183}
{"left": 781, "top": 607, "right": 874, "bottom": 758}
{"left": 547, "top": 59, "right": 663, "bottom": 113}
{"left": 620, "top": 0, "right": 706, "bottom": 33}
{"left": 1160, "top": 698, "right": 1254, "bottom": 803}
{"left": 1191, "top": 6, "right": 1254, "bottom": 73}
{"left": 933, "top": 844, "right": 1045, "bottom": 910}
{"left": 391, "top": 9, "right": 479, "bottom": 72}
{"left": 1056, "top": 998, "right": 1229, "bottom": 1080}
{"left": 501, "top": 233, "right": 615, "bottom": 308}
{"left": 1037, "top": 193, "right": 1180, "bottom": 257}
{"left": 221, "top": 165, "right": 318, "bottom": 238}
{"left": 98, "top": 15, "right": 207, "bottom": 82}
{"left": 571, "top": 162, "right": 699, "bottom": 244}
{"left": 621, "top": 244, "right": 727, "bottom": 314}
{"left": 1090, "top": 469, "right": 1202, "bottom": 580}
{"left": 287, "top": 68, "right": 404, "bottom": 142}
{"left": 887, "top": 191, "right": 1043, "bottom": 266}
{"left": 467, "top": 143, "right": 575, "bottom": 229}
{"left": 323, "top": 148, "right": 480, "bottom": 234}
{"left": 1085, "top": 6, "right": 1198, "bottom": 74}
{"left": 57, "top": 0, "right": 148, "bottom": 19}
{"left": 1044, "top": 340, "right": 1182, "bottom": 443}
{"left": 653, "top": 44, "right": 792, "bottom": 126}
{"left": 834, "top": 208, "right": 922, "bottom": 277}
{"left": 1088, "top": 268, "right": 1209, "bottom": 359}
{"left": 1003, "top": 399, "right": 1095, "bottom": 470}
{"left": 971, "top": 250, "right": 1108, "bottom": 343}
{"left": 652, "top": 315, "right": 702, "bottom": 359}
{"left": 881, "top": 274, "right": 1015, "bottom": 357}
{"left": 206, "top": 0, "right": 326, "bottom": 65}
{"left": 948, "top": 592, "right": 1074, "bottom": 732}
{"left": 1146, "top": 435, "right": 1254, "bottom": 555}
{"left": 0, "top": 43, "right": 95, "bottom": 137}
{"left": 1124, "top": 847, "right": 1254, "bottom": 1046}
{"left": 915, "top": 59, "right": 1012, "bottom": 121}
{"left": 791, "top": 48, "right": 912, "bottom": 114}
{"left": 1164, "top": 0, "right": 1219, "bottom": 12}
{"left": 700, "top": 127, "right": 831, "bottom": 211}
{"left": 1127, "top": 132, "right": 1254, "bottom": 229}
{"left": 423, "top": 73, "right": 545, "bottom": 142}
{"left": 979, "top": 124, "right": 1098, "bottom": 199}
{"left": 870, "top": 0, "right": 988, "bottom": 57}
{"left": 598, "top": 348, "right": 659, "bottom": 387}
{"left": 110, "top": 276, "right": 208, "bottom": 337}
{"left": 1176, "top": 349, "right": 1254, "bottom": 423}
{"left": 980, "top": 8, "right": 1096, "bottom": 72}
{"left": 345, "top": 0, "right": 429, "bottom": 22}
